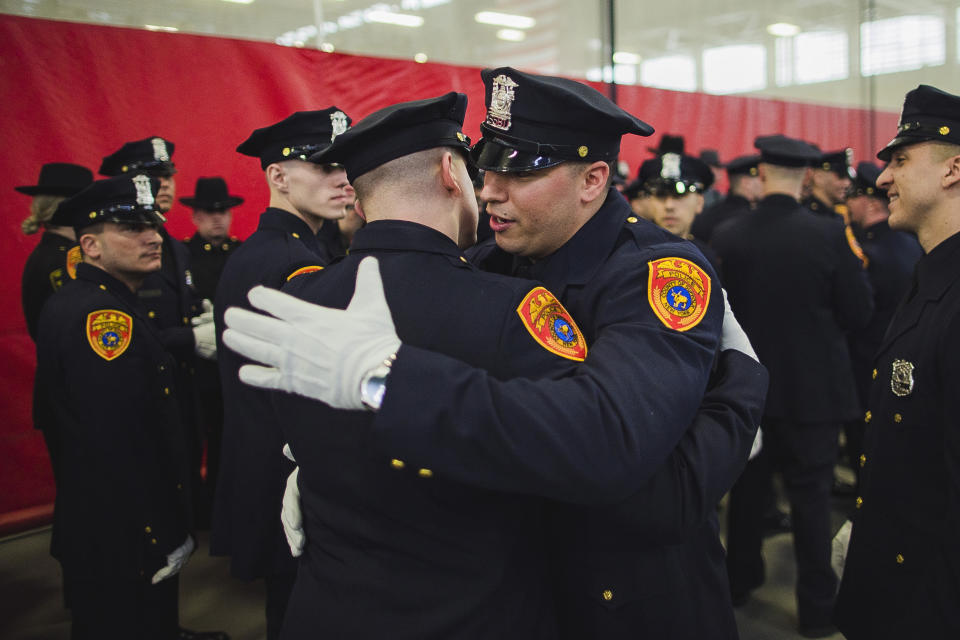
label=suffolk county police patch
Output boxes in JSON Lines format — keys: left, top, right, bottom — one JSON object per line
{"left": 517, "top": 287, "right": 587, "bottom": 361}
{"left": 66, "top": 246, "right": 82, "bottom": 280}
{"left": 647, "top": 257, "right": 711, "bottom": 332}
{"left": 86, "top": 310, "right": 133, "bottom": 361}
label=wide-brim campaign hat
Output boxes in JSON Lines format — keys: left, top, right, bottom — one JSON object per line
{"left": 100, "top": 137, "right": 176, "bottom": 177}
{"left": 179, "top": 177, "right": 244, "bottom": 210}
{"left": 472, "top": 66, "right": 654, "bottom": 172}
{"left": 15, "top": 162, "right": 94, "bottom": 196}
{"left": 878, "top": 85, "right": 960, "bottom": 161}
{"left": 52, "top": 174, "right": 166, "bottom": 233}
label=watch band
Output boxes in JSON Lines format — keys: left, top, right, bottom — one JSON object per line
{"left": 359, "top": 353, "right": 396, "bottom": 411}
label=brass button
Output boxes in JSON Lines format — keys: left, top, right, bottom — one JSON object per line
{"left": 291, "top": 232, "right": 300, "bottom": 239}
{"left": 626, "top": 216, "right": 638, "bottom": 223}
{"left": 859, "top": 454, "right": 866, "bottom": 468}
{"left": 459, "top": 256, "right": 468, "bottom": 263}
{"left": 182, "top": 316, "right": 189, "bottom": 325}
{"left": 418, "top": 468, "right": 433, "bottom": 478}
{"left": 148, "top": 310, "right": 156, "bottom": 318}
{"left": 390, "top": 459, "right": 405, "bottom": 469}
{"left": 601, "top": 589, "right": 613, "bottom": 601}
{"left": 150, "top": 538, "right": 158, "bottom": 545}
{"left": 855, "top": 496, "right": 863, "bottom": 509}
{"left": 896, "top": 553, "right": 904, "bottom": 564}
{"left": 176, "top": 483, "right": 183, "bottom": 490}
{"left": 144, "top": 525, "right": 152, "bottom": 533}
{"left": 893, "top": 413, "right": 902, "bottom": 423}
{"left": 864, "top": 410, "right": 872, "bottom": 423}
{"left": 163, "top": 387, "right": 171, "bottom": 395}
{"left": 222, "top": 243, "right": 229, "bottom": 251}
{"left": 204, "top": 243, "right": 211, "bottom": 251}
{"left": 99, "top": 284, "right": 107, "bottom": 290}
{"left": 872, "top": 368, "right": 878, "bottom": 379}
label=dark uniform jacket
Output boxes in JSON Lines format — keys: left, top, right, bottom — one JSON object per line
{"left": 276, "top": 220, "right": 584, "bottom": 638}
{"left": 692, "top": 193, "right": 752, "bottom": 244}
{"left": 185, "top": 233, "right": 242, "bottom": 302}
{"left": 371, "top": 190, "right": 765, "bottom": 638}
{"left": 21, "top": 230, "right": 78, "bottom": 341}
{"left": 34, "top": 263, "right": 191, "bottom": 588}
{"left": 802, "top": 195, "right": 844, "bottom": 222}
{"left": 139, "top": 227, "right": 202, "bottom": 357}
{"left": 211, "top": 207, "right": 327, "bottom": 579}
{"left": 713, "top": 193, "right": 874, "bottom": 422}
{"left": 835, "top": 230, "right": 960, "bottom": 640}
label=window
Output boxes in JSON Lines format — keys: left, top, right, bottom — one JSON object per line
{"left": 702, "top": 44, "right": 766, "bottom": 94}
{"left": 776, "top": 31, "right": 848, "bottom": 86}
{"left": 639, "top": 55, "right": 697, "bottom": 92}
{"left": 860, "top": 15, "right": 945, "bottom": 76}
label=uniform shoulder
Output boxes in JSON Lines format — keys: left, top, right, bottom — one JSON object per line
{"left": 620, "top": 217, "right": 715, "bottom": 272}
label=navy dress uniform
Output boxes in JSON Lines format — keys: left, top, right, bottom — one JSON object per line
{"left": 211, "top": 107, "right": 350, "bottom": 639}
{"left": 835, "top": 84, "right": 960, "bottom": 640}
{"left": 18, "top": 162, "right": 93, "bottom": 341}
{"left": 692, "top": 154, "right": 759, "bottom": 243}
{"left": 34, "top": 175, "right": 192, "bottom": 639}
{"left": 362, "top": 68, "right": 766, "bottom": 639}
{"left": 713, "top": 134, "right": 874, "bottom": 635}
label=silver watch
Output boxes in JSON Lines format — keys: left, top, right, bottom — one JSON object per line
{"left": 359, "top": 354, "right": 396, "bottom": 411}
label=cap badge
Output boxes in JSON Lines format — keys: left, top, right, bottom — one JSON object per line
{"left": 578, "top": 146, "right": 588, "bottom": 158}
{"left": 330, "top": 111, "right": 349, "bottom": 141}
{"left": 282, "top": 147, "right": 291, "bottom": 157}
{"left": 891, "top": 359, "right": 915, "bottom": 397}
{"left": 516, "top": 287, "right": 587, "bottom": 362}
{"left": 133, "top": 174, "right": 155, "bottom": 207}
{"left": 151, "top": 137, "right": 170, "bottom": 162}
{"left": 940, "top": 126, "right": 951, "bottom": 136}
{"left": 661, "top": 153, "right": 682, "bottom": 180}
{"left": 86, "top": 309, "right": 133, "bottom": 361}
{"left": 487, "top": 74, "right": 519, "bottom": 131}
{"left": 456, "top": 132, "right": 466, "bottom": 142}
{"left": 647, "top": 257, "right": 711, "bottom": 332}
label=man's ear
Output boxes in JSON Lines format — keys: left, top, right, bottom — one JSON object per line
{"left": 80, "top": 233, "right": 100, "bottom": 260}
{"left": 439, "top": 151, "right": 463, "bottom": 195}
{"left": 353, "top": 199, "right": 368, "bottom": 222}
{"left": 580, "top": 161, "right": 610, "bottom": 204}
{"left": 266, "top": 163, "right": 287, "bottom": 192}
{"left": 942, "top": 151, "right": 960, "bottom": 189}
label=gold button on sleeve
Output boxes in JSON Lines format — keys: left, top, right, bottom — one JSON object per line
{"left": 859, "top": 454, "right": 866, "bottom": 468}
{"left": 864, "top": 410, "right": 872, "bottom": 423}
{"left": 601, "top": 589, "right": 613, "bottom": 601}
{"left": 390, "top": 459, "right": 405, "bottom": 469}
{"left": 418, "top": 468, "right": 433, "bottom": 478}
{"left": 893, "top": 413, "right": 902, "bottom": 423}
{"left": 627, "top": 216, "right": 638, "bottom": 223}
{"left": 896, "top": 553, "right": 904, "bottom": 564}
{"left": 148, "top": 311, "right": 156, "bottom": 318}
{"left": 144, "top": 525, "right": 152, "bottom": 533}
{"left": 872, "top": 369, "right": 878, "bottom": 379}
{"left": 150, "top": 538, "right": 157, "bottom": 545}
{"left": 855, "top": 497, "right": 863, "bottom": 508}
{"left": 163, "top": 387, "right": 171, "bottom": 395}
{"left": 291, "top": 232, "right": 300, "bottom": 239}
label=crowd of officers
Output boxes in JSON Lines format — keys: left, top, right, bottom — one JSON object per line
{"left": 17, "top": 67, "right": 959, "bottom": 640}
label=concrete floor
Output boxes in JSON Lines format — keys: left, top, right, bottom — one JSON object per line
{"left": 0, "top": 499, "right": 853, "bottom": 640}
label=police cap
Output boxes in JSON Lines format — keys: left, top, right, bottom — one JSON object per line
{"left": 724, "top": 154, "right": 761, "bottom": 177}
{"left": 754, "top": 134, "right": 820, "bottom": 167}
{"left": 637, "top": 152, "right": 714, "bottom": 197}
{"left": 309, "top": 93, "right": 471, "bottom": 183}
{"left": 849, "top": 161, "right": 887, "bottom": 200}
{"left": 15, "top": 162, "right": 94, "bottom": 196}
{"left": 237, "top": 107, "right": 352, "bottom": 169}
{"left": 817, "top": 148, "right": 855, "bottom": 178}
{"left": 179, "top": 177, "right": 244, "bottom": 211}
{"left": 100, "top": 137, "right": 176, "bottom": 177}
{"left": 472, "top": 66, "right": 654, "bottom": 172}
{"left": 648, "top": 134, "right": 685, "bottom": 156}
{"left": 52, "top": 174, "right": 165, "bottom": 234}
{"left": 878, "top": 84, "right": 960, "bottom": 161}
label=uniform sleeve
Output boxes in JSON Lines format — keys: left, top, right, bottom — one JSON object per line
{"left": 831, "top": 227, "right": 875, "bottom": 331}
{"left": 934, "top": 310, "right": 960, "bottom": 630}
{"left": 370, "top": 261, "right": 724, "bottom": 504}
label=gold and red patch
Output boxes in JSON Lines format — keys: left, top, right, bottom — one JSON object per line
{"left": 844, "top": 226, "right": 869, "bottom": 268}
{"left": 86, "top": 309, "right": 133, "bottom": 361}
{"left": 286, "top": 265, "right": 324, "bottom": 281}
{"left": 647, "top": 257, "right": 711, "bottom": 332}
{"left": 517, "top": 287, "right": 587, "bottom": 361}
{"left": 66, "top": 246, "right": 82, "bottom": 280}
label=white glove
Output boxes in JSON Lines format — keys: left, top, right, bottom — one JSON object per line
{"left": 151, "top": 534, "right": 195, "bottom": 584}
{"left": 720, "top": 289, "right": 757, "bottom": 361}
{"left": 831, "top": 519, "right": 853, "bottom": 580}
{"left": 223, "top": 257, "right": 401, "bottom": 410}
{"left": 191, "top": 299, "right": 217, "bottom": 360}
{"left": 281, "top": 460, "right": 306, "bottom": 558}
{"left": 748, "top": 427, "right": 763, "bottom": 460}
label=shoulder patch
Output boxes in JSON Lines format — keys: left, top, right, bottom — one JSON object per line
{"left": 86, "top": 310, "right": 133, "bottom": 361}
{"left": 844, "top": 225, "right": 869, "bottom": 268}
{"left": 517, "top": 287, "right": 587, "bottom": 361}
{"left": 286, "top": 265, "right": 324, "bottom": 281}
{"left": 647, "top": 257, "right": 711, "bottom": 332}
{"left": 65, "top": 246, "right": 82, "bottom": 280}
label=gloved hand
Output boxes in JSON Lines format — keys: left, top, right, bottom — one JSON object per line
{"left": 281, "top": 443, "right": 306, "bottom": 558}
{"left": 831, "top": 519, "right": 853, "bottom": 580}
{"left": 748, "top": 427, "right": 763, "bottom": 460}
{"left": 192, "top": 299, "right": 217, "bottom": 360}
{"left": 223, "top": 257, "right": 401, "bottom": 410}
{"left": 151, "top": 534, "right": 195, "bottom": 584}
{"left": 719, "top": 289, "right": 758, "bottom": 361}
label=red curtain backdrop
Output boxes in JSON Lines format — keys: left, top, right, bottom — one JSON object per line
{"left": 0, "top": 14, "right": 898, "bottom": 527}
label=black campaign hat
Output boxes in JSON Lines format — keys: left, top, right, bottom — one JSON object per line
{"left": 648, "top": 134, "right": 685, "bottom": 156}
{"left": 849, "top": 162, "right": 887, "bottom": 200}
{"left": 472, "top": 67, "right": 654, "bottom": 172}
{"left": 237, "top": 108, "right": 352, "bottom": 170}
{"left": 816, "top": 148, "right": 855, "bottom": 178}
{"left": 308, "top": 93, "right": 471, "bottom": 184}
{"left": 754, "top": 134, "right": 821, "bottom": 167}
{"left": 52, "top": 174, "right": 166, "bottom": 234}
{"left": 179, "top": 177, "right": 244, "bottom": 210}
{"left": 878, "top": 84, "right": 960, "bottom": 161}
{"left": 99, "top": 137, "right": 176, "bottom": 177}
{"left": 725, "top": 154, "right": 761, "bottom": 177}
{"left": 15, "top": 162, "right": 94, "bottom": 196}
{"left": 637, "top": 152, "right": 714, "bottom": 196}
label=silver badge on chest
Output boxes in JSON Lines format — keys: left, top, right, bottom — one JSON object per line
{"left": 890, "top": 359, "right": 915, "bottom": 397}
{"left": 330, "top": 111, "right": 348, "bottom": 141}
{"left": 487, "top": 74, "right": 519, "bottom": 131}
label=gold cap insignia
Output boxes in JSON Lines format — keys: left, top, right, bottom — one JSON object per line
{"left": 578, "top": 146, "right": 589, "bottom": 158}
{"left": 940, "top": 126, "right": 951, "bottom": 136}
{"left": 282, "top": 147, "right": 291, "bottom": 157}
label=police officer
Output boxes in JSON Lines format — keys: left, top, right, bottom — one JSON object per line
{"left": 180, "top": 176, "right": 245, "bottom": 523}
{"left": 211, "top": 107, "right": 351, "bottom": 640}
{"left": 692, "top": 154, "right": 761, "bottom": 243}
{"left": 34, "top": 174, "right": 195, "bottom": 639}
{"left": 225, "top": 68, "right": 768, "bottom": 639}
{"left": 699, "top": 148, "right": 725, "bottom": 208}
{"left": 834, "top": 84, "right": 960, "bottom": 639}
{"left": 803, "top": 148, "right": 854, "bottom": 221}
{"left": 713, "top": 134, "right": 874, "bottom": 637}
{"left": 18, "top": 162, "right": 93, "bottom": 341}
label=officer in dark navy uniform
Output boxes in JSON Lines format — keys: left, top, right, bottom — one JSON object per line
{"left": 211, "top": 107, "right": 352, "bottom": 640}
{"left": 33, "top": 174, "right": 210, "bottom": 640}
{"left": 834, "top": 84, "right": 960, "bottom": 640}
{"left": 802, "top": 148, "right": 854, "bottom": 221}
{"left": 692, "top": 154, "right": 762, "bottom": 243}
{"left": 713, "top": 134, "right": 874, "bottom": 637}
{"left": 18, "top": 162, "right": 93, "bottom": 342}
{"left": 224, "top": 68, "right": 768, "bottom": 640}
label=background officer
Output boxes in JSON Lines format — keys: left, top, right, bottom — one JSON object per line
{"left": 835, "top": 84, "right": 960, "bottom": 640}
{"left": 714, "top": 134, "right": 874, "bottom": 638}
{"left": 802, "top": 148, "right": 854, "bottom": 221}
{"left": 211, "top": 107, "right": 351, "bottom": 640}
{"left": 18, "top": 162, "right": 93, "bottom": 341}
{"left": 692, "top": 154, "right": 762, "bottom": 243}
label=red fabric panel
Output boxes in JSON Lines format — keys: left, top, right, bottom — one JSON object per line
{"left": 0, "top": 14, "right": 898, "bottom": 523}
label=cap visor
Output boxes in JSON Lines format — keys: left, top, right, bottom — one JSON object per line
{"left": 471, "top": 138, "right": 565, "bottom": 172}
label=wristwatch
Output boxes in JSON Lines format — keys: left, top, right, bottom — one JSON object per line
{"left": 359, "top": 353, "right": 396, "bottom": 411}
